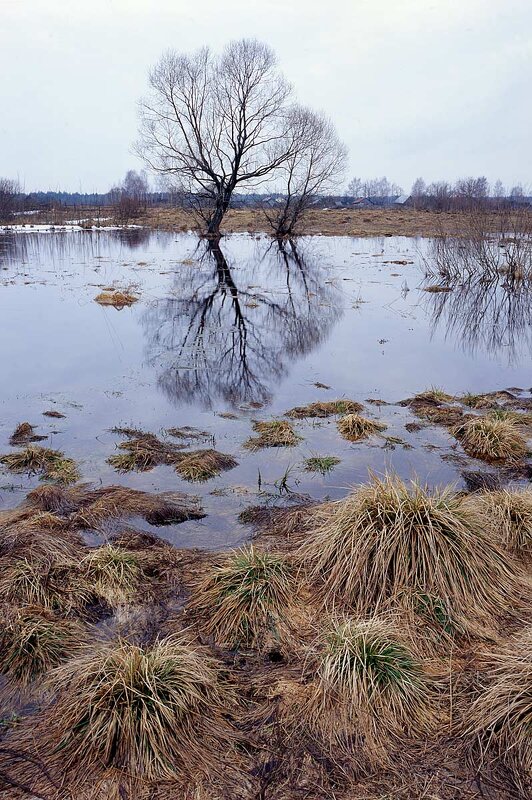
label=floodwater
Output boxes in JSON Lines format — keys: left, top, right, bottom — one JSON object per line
{"left": 1, "top": 229, "right": 531, "bottom": 549}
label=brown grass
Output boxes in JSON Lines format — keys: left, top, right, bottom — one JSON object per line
{"left": 453, "top": 414, "right": 528, "bottom": 463}
{"left": 94, "top": 289, "right": 138, "bottom": 308}
{"left": 466, "top": 626, "right": 532, "bottom": 791}
{"left": 296, "top": 474, "right": 521, "bottom": 630}
{"left": 468, "top": 488, "right": 532, "bottom": 557}
{"left": 337, "top": 413, "right": 387, "bottom": 441}
{"left": 188, "top": 546, "right": 293, "bottom": 649}
{"left": 0, "top": 445, "right": 80, "bottom": 484}
{"left": 286, "top": 399, "right": 363, "bottom": 419}
{"left": 82, "top": 544, "right": 141, "bottom": 606}
{"left": 0, "top": 555, "right": 91, "bottom": 614}
{"left": 107, "top": 431, "right": 186, "bottom": 472}
{"left": 173, "top": 448, "right": 238, "bottom": 482}
{"left": 244, "top": 420, "right": 301, "bottom": 450}
{"left": 9, "top": 422, "right": 46, "bottom": 446}
{"left": 68, "top": 485, "right": 205, "bottom": 528}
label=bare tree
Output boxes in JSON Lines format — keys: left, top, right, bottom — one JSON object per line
{"left": 0, "top": 178, "right": 20, "bottom": 222}
{"left": 264, "top": 106, "right": 347, "bottom": 237}
{"left": 110, "top": 169, "right": 149, "bottom": 223}
{"left": 137, "top": 39, "right": 295, "bottom": 238}
{"left": 345, "top": 176, "right": 402, "bottom": 199}
{"left": 346, "top": 176, "right": 363, "bottom": 196}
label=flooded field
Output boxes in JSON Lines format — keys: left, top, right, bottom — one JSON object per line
{"left": 1, "top": 229, "right": 531, "bottom": 549}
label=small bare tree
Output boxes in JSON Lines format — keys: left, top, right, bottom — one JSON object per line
{"left": 110, "top": 170, "right": 149, "bottom": 223}
{"left": 264, "top": 106, "right": 347, "bottom": 237}
{"left": 137, "top": 39, "right": 295, "bottom": 238}
{"left": 0, "top": 178, "right": 20, "bottom": 222}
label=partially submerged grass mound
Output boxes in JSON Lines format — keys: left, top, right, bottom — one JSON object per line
{"left": 94, "top": 288, "right": 138, "bottom": 308}
{"left": 337, "top": 412, "right": 386, "bottom": 441}
{"left": 9, "top": 422, "right": 46, "bottom": 446}
{"left": 107, "top": 429, "right": 237, "bottom": 481}
{"left": 244, "top": 419, "right": 301, "bottom": 450}
{"left": 286, "top": 399, "right": 363, "bottom": 419}
{"left": 297, "top": 474, "right": 520, "bottom": 628}
{"left": 0, "top": 606, "right": 85, "bottom": 687}
{"left": 469, "top": 488, "right": 532, "bottom": 557}
{"left": 467, "top": 626, "right": 532, "bottom": 791}
{"left": 174, "top": 448, "right": 238, "bottom": 482}
{"left": 453, "top": 413, "right": 528, "bottom": 463}
{"left": 82, "top": 544, "right": 141, "bottom": 606}
{"left": 189, "top": 546, "right": 293, "bottom": 649}
{"left": 303, "top": 455, "right": 341, "bottom": 474}
{"left": 0, "top": 445, "right": 80, "bottom": 485}
{"left": 26, "top": 636, "right": 234, "bottom": 783}
{"left": 308, "top": 617, "right": 434, "bottom": 764}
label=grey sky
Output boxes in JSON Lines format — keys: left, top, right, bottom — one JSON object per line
{"left": 1, "top": 0, "right": 531, "bottom": 193}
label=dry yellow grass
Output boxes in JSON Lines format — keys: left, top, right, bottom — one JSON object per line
{"left": 244, "top": 419, "right": 301, "bottom": 450}
{"left": 337, "top": 413, "right": 387, "bottom": 441}
{"left": 94, "top": 289, "right": 138, "bottom": 308}
{"left": 467, "top": 488, "right": 532, "bottom": 557}
{"left": 453, "top": 414, "right": 528, "bottom": 463}
{"left": 286, "top": 399, "right": 363, "bottom": 418}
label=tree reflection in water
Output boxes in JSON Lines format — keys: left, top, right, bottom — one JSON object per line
{"left": 142, "top": 238, "right": 342, "bottom": 408}
{"left": 424, "top": 275, "right": 532, "bottom": 364}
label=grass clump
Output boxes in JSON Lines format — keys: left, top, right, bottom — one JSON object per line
{"left": 467, "top": 626, "right": 532, "bottom": 790}
{"left": 107, "top": 431, "right": 186, "bottom": 472}
{"left": 37, "top": 635, "right": 233, "bottom": 781}
{"left": 94, "top": 289, "right": 138, "bottom": 308}
{"left": 82, "top": 545, "right": 140, "bottom": 606}
{"left": 174, "top": 448, "right": 238, "bottom": 482}
{"left": 297, "top": 474, "right": 520, "bottom": 627}
{"left": 337, "top": 413, "right": 386, "bottom": 441}
{"left": 303, "top": 455, "right": 341, "bottom": 474}
{"left": 0, "top": 445, "right": 80, "bottom": 485}
{"left": 453, "top": 413, "right": 528, "bottom": 463}
{"left": 244, "top": 420, "right": 301, "bottom": 450}
{"left": 286, "top": 399, "right": 363, "bottom": 418}
{"left": 0, "top": 606, "right": 85, "bottom": 687}
{"left": 0, "top": 556, "right": 91, "bottom": 614}
{"left": 470, "top": 488, "right": 532, "bottom": 556}
{"left": 68, "top": 485, "right": 205, "bottom": 528}
{"left": 189, "top": 546, "right": 292, "bottom": 648}
{"left": 310, "top": 617, "right": 433, "bottom": 764}
{"left": 9, "top": 422, "right": 46, "bottom": 446}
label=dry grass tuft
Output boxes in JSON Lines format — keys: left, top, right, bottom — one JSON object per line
{"left": 107, "top": 431, "right": 186, "bottom": 472}
{"left": 286, "top": 399, "right": 363, "bottom": 419}
{"left": 0, "top": 445, "right": 80, "bottom": 485}
{"left": 36, "top": 635, "right": 234, "bottom": 781}
{"left": 468, "top": 488, "right": 532, "bottom": 557}
{"left": 188, "top": 546, "right": 293, "bottom": 648}
{"left": 308, "top": 617, "right": 435, "bottom": 765}
{"left": 82, "top": 545, "right": 141, "bottom": 606}
{"left": 0, "top": 606, "right": 85, "bottom": 687}
{"left": 244, "top": 420, "right": 301, "bottom": 450}
{"left": 9, "top": 422, "right": 46, "bottom": 446}
{"left": 94, "top": 289, "right": 138, "bottom": 308}
{"left": 0, "top": 555, "right": 91, "bottom": 613}
{"left": 467, "top": 626, "right": 532, "bottom": 791}
{"left": 173, "top": 448, "right": 238, "bottom": 482}
{"left": 337, "top": 413, "right": 386, "bottom": 441}
{"left": 453, "top": 414, "right": 528, "bottom": 463}
{"left": 297, "top": 474, "right": 520, "bottom": 627}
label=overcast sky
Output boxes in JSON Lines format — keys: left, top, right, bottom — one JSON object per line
{"left": 1, "top": 0, "right": 531, "bottom": 193}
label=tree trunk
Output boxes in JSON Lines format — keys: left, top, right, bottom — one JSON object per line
{"left": 206, "top": 189, "right": 232, "bottom": 238}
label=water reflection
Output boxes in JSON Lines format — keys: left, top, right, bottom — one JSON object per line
{"left": 424, "top": 275, "right": 532, "bottom": 363}
{"left": 142, "top": 239, "right": 341, "bottom": 408}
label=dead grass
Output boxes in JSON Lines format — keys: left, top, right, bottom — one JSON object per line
{"left": 286, "top": 399, "right": 363, "bottom": 419}
{"left": 107, "top": 431, "right": 186, "bottom": 472}
{"left": 468, "top": 488, "right": 532, "bottom": 557}
{"left": 9, "top": 422, "right": 46, "bottom": 446}
{"left": 188, "top": 546, "right": 293, "bottom": 649}
{"left": 466, "top": 626, "right": 532, "bottom": 792}
{"left": 0, "top": 555, "right": 91, "bottom": 614}
{"left": 35, "top": 635, "right": 235, "bottom": 782}
{"left": 307, "top": 616, "right": 435, "bottom": 765}
{"left": 94, "top": 289, "right": 138, "bottom": 308}
{"left": 173, "top": 448, "right": 238, "bottom": 482}
{"left": 0, "top": 605, "right": 85, "bottom": 687}
{"left": 296, "top": 474, "right": 521, "bottom": 630}
{"left": 0, "top": 445, "right": 80, "bottom": 485}
{"left": 337, "top": 413, "right": 387, "bottom": 441}
{"left": 453, "top": 414, "right": 528, "bottom": 463}
{"left": 82, "top": 544, "right": 141, "bottom": 606}
{"left": 244, "top": 420, "right": 301, "bottom": 450}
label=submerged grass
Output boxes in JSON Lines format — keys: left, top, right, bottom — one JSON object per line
{"left": 337, "top": 412, "right": 386, "bottom": 441}
{"left": 303, "top": 455, "right": 341, "bottom": 474}
{"left": 189, "top": 546, "right": 293, "bottom": 648}
{"left": 0, "top": 445, "right": 80, "bottom": 485}
{"left": 244, "top": 420, "right": 301, "bottom": 450}
{"left": 9, "top": 422, "right": 46, "bottom": 446}
{"left": 173, "top": 448, "right": 238, "bottom": 482}
{"left": 297, "top": 474, "right": 521, "bottom": 628}
{"left": 286, "top": 399, "right": 363, "bottom": 419}
{"left": 453, "top": 413, "right": 528, "bottom": 463}
{"left": 0, "top": 606, "right": 85, "bottom": 687}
